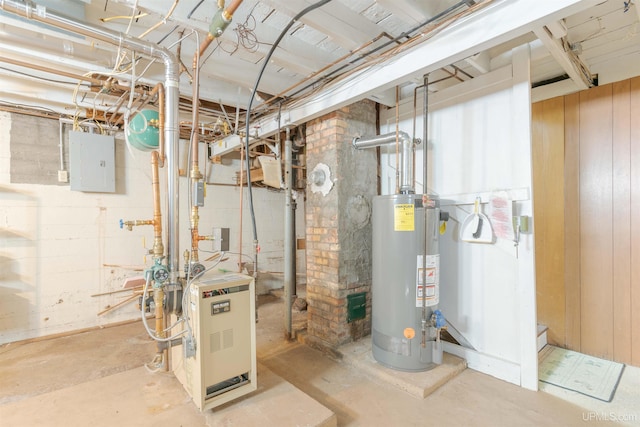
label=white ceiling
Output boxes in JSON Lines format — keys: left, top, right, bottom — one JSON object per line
{"left": 0, "top": 0, "right": 638, "bottom": 135}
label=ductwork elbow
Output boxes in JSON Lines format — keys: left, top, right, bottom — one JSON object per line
{"left": 352, "top": 131, "right": 419, "bottom": 194}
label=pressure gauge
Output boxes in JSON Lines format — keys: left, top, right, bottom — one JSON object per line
{"left": 153, "top": 266, "right": 169, "bottom": 283}
{"left": 190, "top": 263, "right": 205, "bottom": 277}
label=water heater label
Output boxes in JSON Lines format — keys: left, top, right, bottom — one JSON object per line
{"left": 416, "top": 254, "right": 439, "bottom": 307}
{"left": 394, "top": 203, "right": 415, "bottom": 231}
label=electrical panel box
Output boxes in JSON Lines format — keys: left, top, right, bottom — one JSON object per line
{"left": 212, "top": 227, "right": 230, "bottom": 252}
{"left": 69, "top": 131, "right": 116, "bottom": 193}
{"left": 173, "top": 272, "right": 256, "bottom": 411}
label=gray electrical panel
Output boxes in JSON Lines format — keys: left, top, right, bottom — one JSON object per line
{"left": 69, "top": 131, "right": 116, "bottom": 193}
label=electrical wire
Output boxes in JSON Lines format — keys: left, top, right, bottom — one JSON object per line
{"left": 0, "top": 66, "right": 94, "bottom": 87}
{"left": 141, "top": 273, "right": 187, "bottom": 342}
{"left": 0, "top": 101, "right": 66, "bottom": 118}
{"left": 284, "top": 0, "right": 474, "bottom": 102}
{"left": 181, "top": 253, "right": 226, "bottom": 350}
{"left": 276, "top": 0, "right": 476, "bottom": 115}
{"left": 137, "top": 0, "right": 179, "bottom": 39}
{"left": 234, "top": 12, "right": 260, "bottom": 52}
{"left": 187, "top": 0, "right": 205, "bottom": 19}
{"left": 244, "top": 0, "right": 333, "bottom": 277}
{"left": 100, "top": 12, "right": 148, "bottom": 22}
{"left": 157, "top": 24, "right": 179, "bottom": 45}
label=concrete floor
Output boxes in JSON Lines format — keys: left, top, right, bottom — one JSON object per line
{"left": 1, "top": 291, "right": 638, "bottom": 426}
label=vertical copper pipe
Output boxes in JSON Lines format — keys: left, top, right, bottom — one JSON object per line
{"left": 190, "top": 38, "right": 203, "bottom": 265}
{"left": 189, "top": 0, "right": 245, "bottom": 265}
{"left": 154, "top": 288, "right": 165, "bottom": 340}
{"left": 151, "top": 151, "right": 164, "bottom": 258}
{"left": 190, "top": 60, "right": 201, "bottom": 176}
{"left": 149, "top": 83, "right": 166, "bottom": 167}
{"left": 134, "top": 84, "right": 167, "bottom": 167}
{"left": 191, "top": 207, "right": 200, "bottom": 263}
{"left": 238, "top": 147, "right": 244, "bottom": 272}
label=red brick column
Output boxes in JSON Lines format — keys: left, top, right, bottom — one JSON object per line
{"left": 305, "top": 100, "right": 377, "bottom": 351}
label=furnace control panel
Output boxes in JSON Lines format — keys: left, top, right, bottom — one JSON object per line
{"left": 211, "top": 300, "right": 230, "bottom": 315}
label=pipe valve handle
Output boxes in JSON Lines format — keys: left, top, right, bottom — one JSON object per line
{"left": 434, "top": 309, "right": 446, "bottom": 329}
{"left": 119, "top": 219, "right": 124, "bottom": 229}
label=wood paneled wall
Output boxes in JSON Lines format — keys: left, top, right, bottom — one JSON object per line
{"left": 533, "top": 77, "right": 640, "bottom": 366}
{"left": 532, "top": 97, "right": 566, "bottom": 347}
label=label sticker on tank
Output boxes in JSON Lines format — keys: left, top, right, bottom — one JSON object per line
{"left": 394, "top": 203, "right": 414, "bottom": 231}
{"left": 416, "top": 254, "right": 439, "bottom": 307}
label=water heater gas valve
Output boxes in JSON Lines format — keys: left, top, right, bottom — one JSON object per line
{"left": 432, "top": 309, "right": 446, "bottom": 329}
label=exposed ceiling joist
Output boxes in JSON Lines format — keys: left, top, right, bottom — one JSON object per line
{"left": 465, "top": 50, "right": 491, "bottom": 74}
{"left": 259, "top": 0, "right": 383, "bottom": 49}
{"left": 533, "top": 25, "right": 594, "bottom": 90}
{"left": 248, "top": 0, "right": 601, "bottom": 139}
{"left": 374, "top": 0, "right": 427, "bottom": 24}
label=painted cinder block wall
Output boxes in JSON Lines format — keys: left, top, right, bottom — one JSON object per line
{"left": 304, "top": 100, "right": 377, "bottom": 350}
{"left": 0, "top": 111, "right": 298, "bottom": 344}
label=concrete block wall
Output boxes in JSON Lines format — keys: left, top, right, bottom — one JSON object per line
{"left": 305, "top": 100, "right": 377, "bottom": 350}
{"left": 0, "top": 111, "right": 294, "bottom": 344}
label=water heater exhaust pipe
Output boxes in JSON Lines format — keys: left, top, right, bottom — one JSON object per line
{"left": 353, "top": 131, "right": 419, "bottom": 194}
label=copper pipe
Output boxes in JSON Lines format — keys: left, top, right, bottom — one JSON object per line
{"left": 151, "top": 151, "right": 164, "bottom": 258}
{"left": 190, "top": 79, "right": 201, "bottom": 177}
{"left": 190, "top": 207, "right": 200, "bottom": 263}
{"left": 0, "top": 56, "right": 143, "bottom": 94}
{"left": 2, "top": 56, "right": 103, "bottom": 85}
{"left": 197, "top": 0, "right": 244, "bottom": 57}
{"left": 154, "top": 288, "right": 165, "bottom": 341}
{"left": 121, "top": 151, "right": 164, "bottom": 259}
{"left": 114, "top": 92, "right": 151, "bottom": 126}
{"left": 121, "top": 219, "right": 154, "bottom": 230}
{"left": 0, "top": 104, "right": 59, "bottom": 120}
{"left": 176, "top": 29, "right": 193, "bottom": 80}
{"left": 198, "top": 33, "right": 215, "bottom": 59}
{"left": 223, "top": 0, "right": 243, "bottom": 18}
{"left": 149, "top": 83, "right": 166, "bottom": 167}
{"left": 109, "top": 94, "right": 128, "bottom": 125}
{"left": 190, "top": 28, "right": 205, "bottom": 266}
{"left": 188, "top": 0, "right": 246, "bottom": 265}
{"left": 262, "top": 32, "right": 396, "bottom": 106}
{"left": 238, "top": 146, "right": 244, "bottom": 272}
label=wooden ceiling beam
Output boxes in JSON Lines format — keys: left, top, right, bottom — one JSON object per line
{"left": 533, "top": 25, "right": 594, "bottom": 90}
